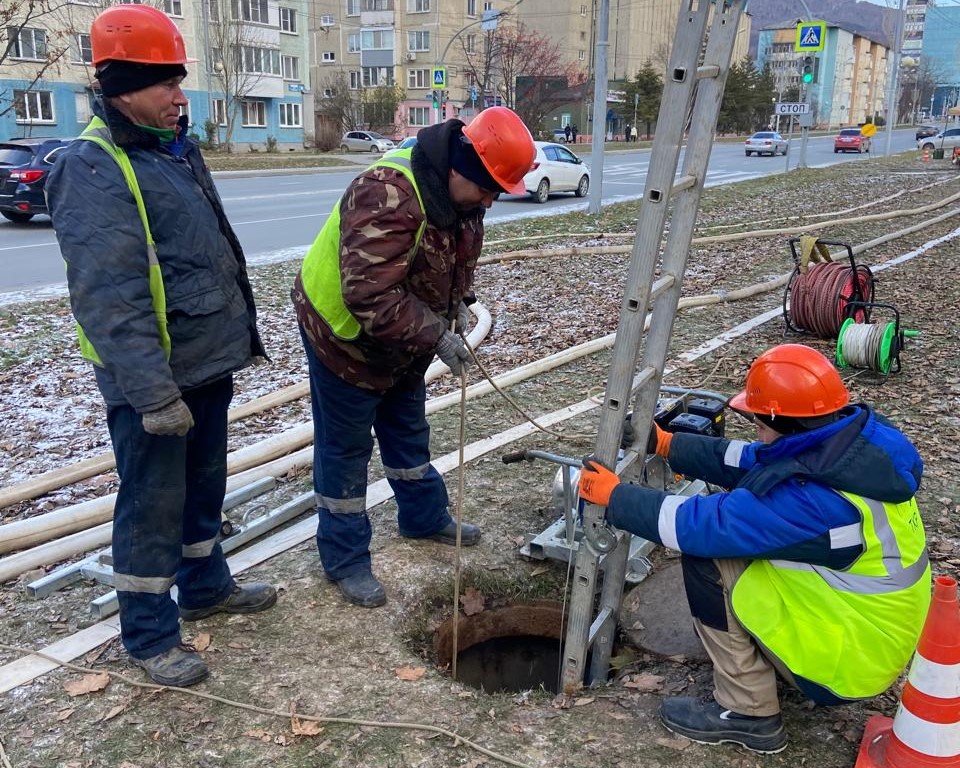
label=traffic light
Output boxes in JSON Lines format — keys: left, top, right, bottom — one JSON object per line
{"left": 431, "top": 90, "right": 439, "bottom": 108}
{"left": 801, "top": 56, "right": 814, "bottom": 85}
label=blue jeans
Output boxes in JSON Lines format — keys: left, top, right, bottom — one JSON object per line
{"left": 108, "top": 376, "right": 235, "bottom": 660}
{"left": 301, "top": 332, "right": 451, "bottom": 580}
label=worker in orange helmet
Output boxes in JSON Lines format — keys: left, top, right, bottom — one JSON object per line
{"left": 579, "top": 344, "right": 930, "bottom": 754}
{"left": 46, "top": 5, "right": 276, "bottom": 689}
{"left": 293, "top": 107, "right": 535, "bottom": 608}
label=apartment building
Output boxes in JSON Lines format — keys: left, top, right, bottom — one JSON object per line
{"left": 1, "top": 0, "right": 310, "bottom": 150}
{"left": 757, "top": 24, "right": 890, "bottom": 129}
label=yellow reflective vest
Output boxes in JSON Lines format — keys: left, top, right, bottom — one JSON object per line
{"left": 731, "top": 490, "right": 930, "bottom": 700}
{"left": 299, "top": 149, "right": 425, "bottom": 340}
{"left": 72, "top": 116, "right": 171, "bottom": 365}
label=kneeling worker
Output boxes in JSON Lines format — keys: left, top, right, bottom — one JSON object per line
{"left": 579, "top": 344, "right": 930, "bottom": 753}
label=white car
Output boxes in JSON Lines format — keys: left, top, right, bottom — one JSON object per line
{"left": 917, "top": 128, "right": 960, "bottom": 152}
{"left": 744, "top": 131, "right": 788, "bottom": 157}
{"left": 523, "top": 141, "right": 590, "bottom": 203}
{"left": 339, "top": 131, "right": 396, "bottom": 153}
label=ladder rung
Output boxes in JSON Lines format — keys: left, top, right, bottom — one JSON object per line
{"left": 633, "top": 366, "right": 658, "bottom": 389}
{"left": 649, "top": 274, "right": 676, "bottom": 303}
{"left": 697, "top": 64, "right": 721, "bottom": 80}
{"left": 587, "top": 605, "right": 614, "bottom": 645}
{"left": 672, "top": 174, "right": 698, "bottom": 194}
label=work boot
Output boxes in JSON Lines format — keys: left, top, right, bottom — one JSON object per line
{"left": 131, "top": 644, "right": 208, "bottom": 687}
{"left": 406, "top": 520, "right": 481, "bottom": 546}
{"left": 179, "top": 582, "right": 277, "bottom": 621}
{"left": 333, "top": 571, "right": 387, "bottom": 608}
{"left": 659, "top": 696, "right": 787, "bottom": 754}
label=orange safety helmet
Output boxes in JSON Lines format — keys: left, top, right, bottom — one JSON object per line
{"left": 91, "top": 5, "right": 195, "bottom": 67}
{"left": 462, "top": 107, "right": 535, "bottom": 195}
{"left": 728, "top": 344, "right": 849, "bottom": 418}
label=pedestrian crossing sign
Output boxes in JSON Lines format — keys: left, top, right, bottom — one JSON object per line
{"left": 795, "top": 21, "right": 826, "bottom": 52}
{"left": 431, "top": 67, "right": 447, "bottom": 89}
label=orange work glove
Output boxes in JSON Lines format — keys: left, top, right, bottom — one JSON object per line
{"left": 646, "top": 423, "right": 673, "bottom": 459}
{"left": 578, "top": 458, "right": 620, "bottom": 506}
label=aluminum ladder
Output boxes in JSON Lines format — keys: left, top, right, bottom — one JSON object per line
{"left": 561, "top": 0, "right": 747, "bottom": 692}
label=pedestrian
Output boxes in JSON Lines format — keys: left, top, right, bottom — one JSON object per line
{"left": 571, "top": 125, "right": 579, "bottom": 143}
{"left": 564, "top": 124, "right": 572, "bottom": 143}
{"left": 624, "top": 123, "right": 631, "bottom": 143}
{"left": 292, "top": 108, "right": 535, "bottom": 608}
{"left": 579, "top": 344, "right": 930, "bottom": 754}
{"left": 630, "top": 124, "right": 638, "bottom": 142}
{"left": 46, "top": 4, "right": 277, "bottom": 688}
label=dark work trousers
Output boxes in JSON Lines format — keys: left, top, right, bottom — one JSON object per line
{"left": 107, "top": 375, "right": 235, "bottom": 660}
{"left": 301, "top": 332, "right": 451, "bottom": 581}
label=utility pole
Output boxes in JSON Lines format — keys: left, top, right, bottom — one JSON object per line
{"left": 882, "top": 0, "right": 907, "bottom": 156}
{"left": 587, "top": 0, "right": 610, "bottom": 214}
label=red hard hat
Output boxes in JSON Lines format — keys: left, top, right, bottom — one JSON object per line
{"left": 462, "top": 107, "right": 535, "bottom": 195}
{"left": 728, "top": 344, "right": 849, "bottom": 418}
{"left": 91, "top": 5, "right": 195, "bottom": 67}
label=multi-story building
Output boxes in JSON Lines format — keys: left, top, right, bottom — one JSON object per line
{"left": 1, "top": 0, "right": 310, "bottom": 150}
{"left": 757, "top": 23, "right": 890, "bottom": 129}
{"left": 920, "top": 3, "right": 960, "bottom": 117}
{"left": 903, "top": 0, "right": 930, "bottom": 62}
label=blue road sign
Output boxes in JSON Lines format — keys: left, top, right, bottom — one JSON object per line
{"left": 795, "top": 21, "right": 826, "bottom": 52}
{"left": 431, "top": 67, "right": 447, "bottom": 89}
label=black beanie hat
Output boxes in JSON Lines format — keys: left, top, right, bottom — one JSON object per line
{"left": 754, "top": 411, "right": 840, "bottom": 436}
{"left": 448, "top": 132, "right": 504, "bottom": 193}
{"left": 95, "top": 61, "right": 188, "bottom": 98}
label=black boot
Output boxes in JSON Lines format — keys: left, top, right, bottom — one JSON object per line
{"left": 659, "top": 696, "right": 787, "bottom": 754}
{"left": 180, "top": 582, "right": 277, "bottom": 621}
{"left": 406, "top": 520, "right": 480, "bottom": 546}
{"left": 334, "top": 571, "right": 386, "bottom": 608}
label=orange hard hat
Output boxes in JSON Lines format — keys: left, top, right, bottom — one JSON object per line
{"left": 91, "top": 5, "right": 195, "bottom": 67}
{"left": 728, "top": 344, "right": 849, "bottom": 418}
{"left": 462, "top": 107, "right": 535, "bottom": 195}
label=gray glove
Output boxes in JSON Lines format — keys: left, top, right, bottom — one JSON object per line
{"left": 141, "top": 398, "right": 194, "bottom": 437}
{"left": 435, "top": 330, "right": 472, "bottom": 377}
{"left": 456, "top": 301, "right": 471, "bottom": 333}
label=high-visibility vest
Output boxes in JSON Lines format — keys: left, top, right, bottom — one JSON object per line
{"left": 299, "top": 149, "right": 426, "bottom": 340}
{"left": 71, "top": 116, "right": 171, "bottom": 365}
{"left": 731, "top": 490, "right": 931, "bottom": 700}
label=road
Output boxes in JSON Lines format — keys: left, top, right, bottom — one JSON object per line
{"left": 0, "top": 129, "right": 918, "bottom": 299}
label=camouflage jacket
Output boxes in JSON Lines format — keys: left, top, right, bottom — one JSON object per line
{"left": 293, "top": 120, "right": 484, "bottom": 391}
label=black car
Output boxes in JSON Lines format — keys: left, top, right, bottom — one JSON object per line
{"left": 0, "top": 137, "right": 72, "bottom": 223}
{"left": 915, "top": 124, "right": 939, "bottom": 141}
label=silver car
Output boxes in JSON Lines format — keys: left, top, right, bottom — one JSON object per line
{"left": 339, "top": 130, "right": 396, "bottom": 153}
{"left": 917, "top": 128, "right": 960, "bottom": 153}
{"left": 744, "top": 131, "right": 788, "bottom": 157}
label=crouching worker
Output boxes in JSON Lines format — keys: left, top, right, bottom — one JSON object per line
{"left": 47, "top": 5, "right": 276, "bottom": 687}
{"left": 578, "top": 344, "right": 930, "bottom": 754}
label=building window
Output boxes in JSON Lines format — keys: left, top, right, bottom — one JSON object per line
{"left": 363, "top": 0, "right": 393, "bottom": 9}
{"left": 74, "top": 33, "right": 93, "bottom": 64}
{"left": 346, "top": 0, "right": 360, "bottom": 14}
{"left": 348, "top": 33, "right": 361, "bottom": 52}
{"left": 409, "top": 106, "right": 429, "bottom": 125}
{"left": 322, "top": 87, "right": 337, "bottom": 97}
{"left": 483, "top": 1, "right": 492, "bottom": 9}
{"left": 212, "top": 98, "right": 227, "bottom": 125}
{"left": 362, "top": 66, "right": 394, "bottom": 87}
{"left": 578, "top": 50, "right": 585, "bottom": 61}
{"left": 241, "top": 99, "right": 266, "bottom": 126}
{"left": 321, "top": 51, "right": 336, "bottom": 63}
{"left": 235, "top": 0, "right": 269, "bottom": 24}
{"left": 407, "top": 68, "right": 429, "bottom": 88}
{"left": 8, "top": 28, "right": 47, "bottom": 60}
{"left": 580, "top": 4, "right": 587, "bottom": 14}
{"left": 465, "top": 34, "right": 475, "bottom": 53}
{"left": 235, "top": 46, "right": 281, "bottom": 75}
{"left": 280, "top": 7, "right": 297, "bottom": 32}
{"left": 282, "top": 55, "right": 300, "bottom": 79}
{"left": 408, "top": 0, "right": 429, "bottom": 11}
{"left": 408, "top": 31, "right": 429, "bottom": 51}
{"left": 279, "top": 102, "right": 302, "bottom": 127}
{"left": 349, "top": 70, "right": 362, "bottom": 89}
{"left": 163, "top": 0, "right": 183, "bottom": 16}
{"left": 467, "top": 0, "right": 476, "bottom": 15}
{"left": 361, "top": 29, "right": 393, "bottom": 49}
{"left": 14, "top": 90, "right": 54, "bottom": 122}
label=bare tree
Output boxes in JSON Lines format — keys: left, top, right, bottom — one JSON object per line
{"left": 360, "top": 83, "right": 404, "bottom": 133}
{"left": 315, "top": 70, "right": 362, "bottom": 135}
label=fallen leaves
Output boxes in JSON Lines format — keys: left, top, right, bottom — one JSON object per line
{"left": 622, "top": 673, "right": 665, "bottom": 693}
{"left": 459, "top": 587, "right": 485, "bottom": 616}
{"left": 394, "top": 665, "right": 426, "bottom": 682}
{"left": 63, "top": 672, "right": 110, "bottom": 697}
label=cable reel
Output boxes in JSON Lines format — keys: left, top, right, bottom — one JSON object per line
{"left": 835, "top": 302, "right": 919, "bottom": 374}
{"left": 783, "top": 238, "right": 875, "bottom": 338}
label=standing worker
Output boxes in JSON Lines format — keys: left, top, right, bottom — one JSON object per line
{"left": 579, "top": 344, "right": 930, "bottom": 753}
{"left": 292, "top": 108, "right": 535, "bottom": 608}
{"left": 46, "top": 5, "right": 277, "bottom": 687}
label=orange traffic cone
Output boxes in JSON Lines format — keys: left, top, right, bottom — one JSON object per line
{"left": 855, "top": 575, "right": 960, "bottom": 768}
{"left": 923, "top": 148, "right": 930, "bottom": 162}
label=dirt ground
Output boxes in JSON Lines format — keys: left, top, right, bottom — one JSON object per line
{"left": 1, "top": 153, "right": 959, "bottom": 768}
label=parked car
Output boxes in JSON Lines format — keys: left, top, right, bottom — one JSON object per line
{"left": 834, "top": 127, "right": 871, "bottom": 154}
{"left": 915, "top": 124, "right": 939, "bottom": 141}
{"left": 744, "top": 131, "right": 788, "bottom": 157}
{"left": 917, "top": 128, "right": 960, "bottom": 153}
{"left": 339, "top": 131, "right": 395, "bottom": 153}
{"left": 0, "top": 137, "right": 72, "bottom": 223}
{"left": 396, "top": 136, "right": 418, "bottom": 149}
{"left": 551, "top": 128, "right": 569, "bottom": 143}
{"left": 523, "top": 141, "right": 590, "bottom": 203}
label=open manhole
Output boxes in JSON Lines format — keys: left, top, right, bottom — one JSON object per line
{"left": 434, "top": 601, "right": 566, "bottom": 694}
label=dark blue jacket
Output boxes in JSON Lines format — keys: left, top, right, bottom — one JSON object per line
{"left": 606, "top": 405, "right": 923, "bottom": 568}
{"left": 47, "top": 102, "right": 265, "bottom": 412}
